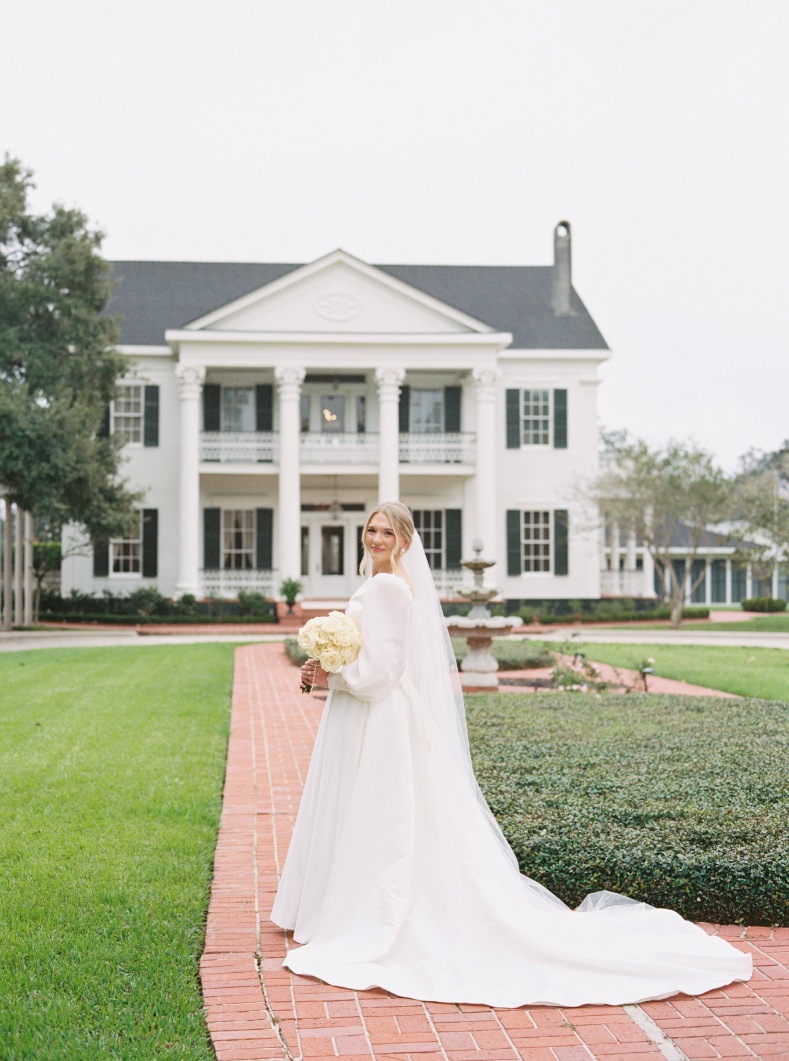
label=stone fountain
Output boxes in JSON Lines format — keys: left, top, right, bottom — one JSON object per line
{"left": 444, "top": 539, "right": 522, "bottom": 689}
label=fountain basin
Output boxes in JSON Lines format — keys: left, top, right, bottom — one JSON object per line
{"left": 445, "top": 616, "right": 522, "bottom": 688}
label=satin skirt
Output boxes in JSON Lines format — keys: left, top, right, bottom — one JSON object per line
{"left": 270, "top": 679, "right": 751, "bottom": 1007}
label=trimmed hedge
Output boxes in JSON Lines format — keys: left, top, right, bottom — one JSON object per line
{"left": 451, "top": 638, "right": 553, "bottom": 671}
{"left": 521, "top": 606, "right": 710, "bottom": 625}
{"left": 38, "top": 612, "right": 278, "bottom": 626}
{"left": 742, "top": 597, "right": 788, "bottom": 613}
{"left": 466, "top": 692, "right": 789, "bottom": 926}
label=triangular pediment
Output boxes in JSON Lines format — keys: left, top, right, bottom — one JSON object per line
{"left": 183, "top": 250, "right": 496, "bottom": 335}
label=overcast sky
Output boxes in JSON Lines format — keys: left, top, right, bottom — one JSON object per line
{"left": 2, "top": 0, "right": 787, "bottom": 470}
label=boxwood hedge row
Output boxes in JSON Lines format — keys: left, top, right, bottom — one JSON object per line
{"left": 466, "top": 692, "right": 789, "bottom": 926}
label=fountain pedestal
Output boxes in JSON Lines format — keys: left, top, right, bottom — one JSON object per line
{"left": 444, "top": 539, "right": 521, "bottom": 690}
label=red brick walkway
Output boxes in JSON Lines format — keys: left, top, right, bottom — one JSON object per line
{"left": 199, "top": 644, "right": 789, "bottom": 1061}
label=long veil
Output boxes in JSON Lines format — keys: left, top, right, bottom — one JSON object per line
{"left": 400, "top": 532, "right": 633, "bottom": 913}
{"left": 400, "top": 531, "right": 528, "bottom": 875}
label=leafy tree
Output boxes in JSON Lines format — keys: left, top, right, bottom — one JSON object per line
{"left": 729, "top": 459, "right": 789, "bottom": 600}
{"left": 591, "top": 436, "right": 730, "bottom": 627}
{"left": 0, "top": 156, "right": 140, "bottom": 540}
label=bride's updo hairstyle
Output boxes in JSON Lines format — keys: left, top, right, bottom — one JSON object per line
{"left": 359, "top": 501, "right": 414, "bottom": 576}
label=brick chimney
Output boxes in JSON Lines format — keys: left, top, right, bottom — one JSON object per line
{"left": 551, "top": 220, "right": 574, "bottom": 316}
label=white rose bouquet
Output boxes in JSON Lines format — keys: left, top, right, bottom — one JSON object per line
{"left": 297, "top": 611, "right": 362, "bottom": 693}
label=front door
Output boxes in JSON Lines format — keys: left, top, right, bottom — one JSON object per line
{"left": 301, "top": 514, "right": 365, "bottom": 600}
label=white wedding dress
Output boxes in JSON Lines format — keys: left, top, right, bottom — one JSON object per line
{"left": 271, "top": 552, "right": 751, "bottom": 1007}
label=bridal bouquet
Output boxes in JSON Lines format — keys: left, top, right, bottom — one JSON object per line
{"left": 298, "top": 612, "right": 362, "bottom": 692}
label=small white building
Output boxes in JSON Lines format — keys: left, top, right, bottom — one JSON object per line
{"left": 62, "top": 224, "right": 611, "bottom": 604}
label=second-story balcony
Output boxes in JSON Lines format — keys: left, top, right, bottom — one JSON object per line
{"left": 200, "top": 431, "right": 476, "bottom": 466}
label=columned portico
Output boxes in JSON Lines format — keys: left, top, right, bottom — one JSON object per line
{"left": 175, "top": 363, "right": 205, "bottom": 596}
{"left": 275, "top": 365, "right": 306, "bottom": 583}
{"left": 472, "top": 367, "right": 500, "bottom": 585}
{"left": 376, "top": 367, "right": 405, "bottom": 502}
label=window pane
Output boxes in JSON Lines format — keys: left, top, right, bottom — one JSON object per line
{"left": 301, "top": 526, "right": 310, "bottom": 576}
{"left": 322, "top": 526, "right": 344, "bottom": 575}
{"left": 111, "top": 511, "right": 142, "bottom": 573}
{"left": 223, "top": 510, "right": 254, "bottom": 569}
{"left": 320, "top": 396, "right": 345, "bottom": 433}
{"left": 522, "top": 510, "right": 551, "bottom": 572}
{"left": 356, "top": 395, "right": 366, "bottom": 433}
{"left": 522, "top": 390, "right": 550, "bottom": 446}
{"left": 222, "top": 387, "right": 255, "bottom": 432}
{"left": 114, "top": 384, "right": 143, "bottom": 444}
{"left": 301, "top": 394, "right": 310, "bottom": 433}
{"left": 413, "top": 510, "right": 443, "bottom": 569}
{"left": 410, "top": 390, "right": 443, "bottom": 434}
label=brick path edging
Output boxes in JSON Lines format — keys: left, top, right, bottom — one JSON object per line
{"left": 199, "top": 643, "right": 789, "bottom": 1061}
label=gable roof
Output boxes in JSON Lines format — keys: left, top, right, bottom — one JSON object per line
{"left": 107, "top": 259, "right": 609, "bottom": 350}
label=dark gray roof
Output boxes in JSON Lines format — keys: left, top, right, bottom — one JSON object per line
{"left": 107, "top": 259, "right": 609, "bottom": 350}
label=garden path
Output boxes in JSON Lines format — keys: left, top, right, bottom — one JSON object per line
{"left": 200, "top": 643, "right": 789, "bottom": 1061}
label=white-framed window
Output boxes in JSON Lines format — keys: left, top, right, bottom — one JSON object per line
{"left": 111, "top": 511, "right": 142, "bottom": 575}
{"left": 223, "top": 510, "right": 254, "bottom": 569}
{"left": 523, "top": 510, "right": 551, "bottom": 572}
{"left": 522, "top": 390, "right": 551, "bottom": 446}
{"left": 222, "top": 387, "right": 256, "bottom": 432}
{"left": 410, "top": 389, "right": 443, "bottom": 434}
{"left": 113, "top": 384, "right": 143, "bottom": 444}
{"left": 413, "top": 510, "right": 443, "bottom": 569}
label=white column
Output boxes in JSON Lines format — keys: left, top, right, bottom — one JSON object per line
{"left": 24, "top": 510, "right": 33, "bottom": 625}
{"left": 175, "top": 364, "right": 206, "bottom": 597}
{"left": 2, "top": 498, "right": 11, "bottom": 631}
{"left": 375, "top": 368, "right": 405, "bottom": 503}
{"left": 275, "top": 366, "right": 306, "bottom": 587}
{"left": 14, "top": 505, "right": 23, "bottom": 625}
{"left": 472, "top": 367, "right": 500, "bottom": 585}
{"left": 642, "top": 546, "right": 655, "bottom": 598}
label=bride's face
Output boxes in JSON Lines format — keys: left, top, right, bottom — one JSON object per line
{"left": 366, "top": 512, "right": 406, "bottom": 566}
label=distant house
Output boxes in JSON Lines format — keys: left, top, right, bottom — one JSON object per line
{"left": 61, "top": 224, "right": 613, "bottom": 604}
{"left": 600, "top": 523, "right": 783, "bottom": 604}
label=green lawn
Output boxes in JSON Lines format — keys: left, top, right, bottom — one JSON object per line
{"left": 604, "top": 614, "right": 789, "bottom": 633}
{"left": 570, "top": 642, "right": 789, "bottom": 700}
{"left": 467, "top": 691, "right": 789, "bottom": 926}
{"left": 0, "top": 644, "right": 236, "bottom": 1061}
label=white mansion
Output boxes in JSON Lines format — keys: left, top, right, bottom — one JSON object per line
{"left": 62, "top": 225, "right": 613, "bottom": 604}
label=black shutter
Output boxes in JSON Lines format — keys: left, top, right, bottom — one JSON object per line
{"left": 553, "top": 389, "right": 567, "bottom": 449}
{"left": 398, "top": 384, "right": 410, "bottom": 433}
{"left": 143, "top": 385, "right": 159, "bottom": 447}
{"left": 256, "top": 384, "right": 273, "bottom": 432}
{"left": 98, "top": 405, "right": 110, "bottom": 439}
{"left": 204, "top": 508, "right": 221, "bottom": 570}
{"left": 554, "top": 509, "right": 569, "bottom": 575}
{"left": 203, "top": 384, "right": 221, "bottom": 431}
{"left": 255, "top": 508, "right": 273, "bottom": 570}
{"left": 445, "top": 509, "right": 462, "bottom": 569}
{"left": 506, "top": 389, "right": 520, "bottom": 449}
{"left": 142, "top": 508, "right": 158, "bottom": 577}
{"left": 444, "top": 386, "right": 461, "bottom": 433}
{"left": 93, "top": 540, "right": 109, "bottom": 577}
{"left": 507, "top": 510, "right": 522, "bottom": 576}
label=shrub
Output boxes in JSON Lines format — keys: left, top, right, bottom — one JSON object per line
{"left": 467, "top": 691, "right": 789, "bottom": 926}
{"left": 451, "top": 638, "right": 554, "bottom": 671}
{"left": 237, "top": 590, "right": 272, "bottom": 616}
{"left": 284, "top": 638, "right": 309, "bottom": 666}
{"left": 742, "top": 597, "right": 788, "bottom": 613}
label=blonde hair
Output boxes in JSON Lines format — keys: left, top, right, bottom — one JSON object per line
{"left": 359, "top": 501, "right": 415, "bottom": 575}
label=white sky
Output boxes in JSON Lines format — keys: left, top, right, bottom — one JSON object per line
{"left": 2, "top": 0, "right": 787, "bottom": 470}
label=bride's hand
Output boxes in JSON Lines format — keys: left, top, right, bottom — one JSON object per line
{"left": 300, "top": 660, "right": 329, "bottom": 690}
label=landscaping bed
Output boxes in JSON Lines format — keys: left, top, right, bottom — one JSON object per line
{"left": 0, "top": 644, "right": 235, "bottom": 1060}
{"left": 466, "top": 691, "right": 789, "bottom": 926}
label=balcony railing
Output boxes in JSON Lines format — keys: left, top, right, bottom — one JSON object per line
{"left": 201, "top": 568, "right": 276, "bottom": 598}
{"left": 301, "top": 432, "right": 379, "bottom": 464}
{"left": 399, "top": 432, "right": 476, "bottom": 464}
{"left": 199, "top": 431, "right": 477, "bottom": 465}
{"left": 201, "top": 431, "right": 278, "bottom": 463}
{"left": 430, "top": 568, "right": 465, "bottom": 597}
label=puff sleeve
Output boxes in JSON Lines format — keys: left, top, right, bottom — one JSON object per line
{"left": 327, "top": 574, "right": 411, "bottom": 702}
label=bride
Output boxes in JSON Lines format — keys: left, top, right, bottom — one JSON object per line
{"left": 271, "top": 502, "right": 751, "bottom": 1007}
